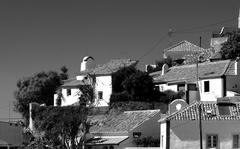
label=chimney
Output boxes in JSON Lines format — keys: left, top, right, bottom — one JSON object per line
{"left": 161, "top": 64, "right": 169, "bottom": 75}
{"left": 80, "top": 56, "right": 94, "bottom": 72}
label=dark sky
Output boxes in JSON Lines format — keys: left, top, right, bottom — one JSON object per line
{"left": 0, "top": 0, "right": 240, "bottom": 120}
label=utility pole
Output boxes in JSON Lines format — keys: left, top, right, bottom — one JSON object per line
{"left": 197, "top": 36, "right": 203, "bottom": 149}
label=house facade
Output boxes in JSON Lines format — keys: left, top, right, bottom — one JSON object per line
{"left": 86, "top": 110, "right": 161, "bottom": 149}
{"left": 54, "top": 57, "right": 137, "bottom": 107}
{"left": 159, "top": 97, "right": 240, "bottom": 149}
{"left": 152, "top": 60, "right": 240, "bottom": 103}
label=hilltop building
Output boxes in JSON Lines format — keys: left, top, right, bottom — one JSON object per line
{"left": 54, "top": 57, "right": 138, "bottom": 107}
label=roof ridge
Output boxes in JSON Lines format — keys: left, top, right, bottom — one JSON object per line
{"left": 164, "top": 40, "right": 187, "bottom": 52}
{"left": 170, "top": 60, "right": 230, "bottom": 70}
{"left": 123, "top": 109, "right": 160, "bottom": 113}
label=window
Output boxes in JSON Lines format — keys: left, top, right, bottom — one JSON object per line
{"left": 204, "top": 81, "right": 210, "bottom": 92}
{"left": 207, "top": 134, "right": 218, "bottom": 148}
{"left": 233, "top": 134, "right": 240, "bottom": 148}
{"left": 103, "top": 146, "right": 108, "bottom": 149}
{"left": 98, "top": 91, "right": 103, "bottom": 100}
{"left": 218, "top": 105, "right": 230, "bottom": 116}
{"left": 177, "top": 84, "right": 185, "bottom": 92}
{"left": 67, "top": 89, "right": 71, "bottom": 96}
{"left": 109, "top": 146, "right": 114, "bottom": 149}
{"left": 155, "top": 86, "right": 160, "bottom": 91}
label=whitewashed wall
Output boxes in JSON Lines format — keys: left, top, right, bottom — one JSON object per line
{"left": 159, "top": 84, "right": 178, "bottom": 92}
{"left": 60, "top": 88, "right": 80, "bottom": 106}
{"left": 199, "top": 78, "right": 224, "bottom": 101}
{"left": 160, "top": 122, "right": 167, "bottom": 149}
{"left": 94, "top": 75, "right": 112, "bottom": 107}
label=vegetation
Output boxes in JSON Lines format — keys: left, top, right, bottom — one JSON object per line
{"left": 112, "top": 66, "right": 137, "bottom": 93}
{"left": 111, "top": 66, "right": 156, "bottom": 103}
{"left": 220, "top": 30, "right": 240, "bottom": 60}
{"left": 31, "top": 85, "right": 94, "bottom": 149}
{"left": 14, "top": 66, "right": 68, "bottom": 123}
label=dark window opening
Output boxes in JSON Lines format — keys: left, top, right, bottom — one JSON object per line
{"left": 67, "top": 89, "right": 71, "bottom": 96}
{"left": 155, "top": 86, "right": 160, "bottom": 91}
{"left": 177, "top": 84, "right": 185, "bottom": 92}
{"left": 233, "top": 134, "right": 239, "bottom": 148}
{"left": 207, "top": 134, "right": 218, "bottom": 148}
{"left": 188, "top": 84, "right": 197, "bottom": 91}
{"left": 218, "top": 105, "right": 230, "bottom": 116}
{"left": 98, "top": 91, "right": 103, "bottom": 100}
{"left": 204, "top": 81, "right": 210, "bottom": 92}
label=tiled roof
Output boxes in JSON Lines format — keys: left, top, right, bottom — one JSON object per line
{"left": 78, "top": 59, "right": 138, "bottom": 76}
{"left": 61, "top": 77, "right": 90, "bottom": 88}
{"left": 89, "top": 110, "right": 160, "bottom": 134}
{"left": 153, "top": 60, "right": 232, "bottom": 83}
{"left": 164, "top": 40, "right": 207, "bottom": 60}
{"left": 166, "top": 101, "right": 240, "bottom": 121}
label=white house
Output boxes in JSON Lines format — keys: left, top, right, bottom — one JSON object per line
{"left": 151, "top": 59, "right": 240, "bottom": 104}
{"left": 86, "top": 109, "right": 161, "bottom": 149}
{"left": 159, "top": 97, "right": 240, "bottom": 149}
{"left": 54, "top": 57, "right": 138, "bottom": 107}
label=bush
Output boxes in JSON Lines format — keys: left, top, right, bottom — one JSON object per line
{"left": 110, "top": 91, "right": 132, "bottom": 103}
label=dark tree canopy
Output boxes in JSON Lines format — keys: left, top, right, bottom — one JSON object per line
{"left": 14, "top": 67, "right": 68, "bottom": 122}
{"left": 112, "top": 66, "right": 137, "bottom": 93}
{"left": 122, "top": 71, "right": 155, "bottom": 100}
{"left": 220, "top": 30, "right": 240, "bottom": 59}
{"left": 32, "top": 85, "right": 94, "bottom": 149}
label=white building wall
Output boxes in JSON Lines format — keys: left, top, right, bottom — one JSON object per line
{"left": 61, "top": 88, "right": 80, "bottom": 106}
{"left": 94, "top": 75, "right": 112, "bottom": 107}
{"left": 160, "top": 122, "right": 167, "bottom": 149}
{"left": 159, "top": 84, "right": 178, "bottom": 92}
{"left": 199, "top": 78, "right": 224, "bottom": 101}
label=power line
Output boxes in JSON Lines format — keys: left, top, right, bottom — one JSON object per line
{"left": 137, "top": 17, "right": 237, "bottom": 62}
{"left": 174, "top": 17, "right": 236, "bottom": 33}
{"left": 138, "top": 33, "right": 168, "bottom": 60}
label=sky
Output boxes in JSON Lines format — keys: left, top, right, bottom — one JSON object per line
{"left": 0, "top": 0, "right": 240, "bottom": 120}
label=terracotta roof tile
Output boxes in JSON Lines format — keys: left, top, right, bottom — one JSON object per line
{"left": 166, "top": 101, "right": 240, "bottom": 121}
{"left": 89, "top": 110, "right": 160, "bottom": 133}
{"left": 61, "top": 77, "right": 90, "bottom": 88}
{"left": 79, "top": 59, "right": 138, "bottom": 76}
{"left": 153, "top": 60, "right": 231, "bottom": 83}
{"left": 164, "top": 41, "right": 207, "bottom": 60}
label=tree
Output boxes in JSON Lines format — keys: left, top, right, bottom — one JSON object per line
{"left": 112, "top": 66, "right": 137, "bottom": 93}
{"left": 32, "top": 85, "right": 94, "bottom": 149}
{"left": 14, "top": 67, "right": 68, "bottom": 123}
{"left": 122, "top": 71, "right": 155, "bottom": 101}
{"left": 220, "top": 30, "right": 240, "bottom": 59}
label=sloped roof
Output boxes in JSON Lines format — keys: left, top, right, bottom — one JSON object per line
{"left": 165, "top": 100, "right": 240, "bottom": 121}
{"left": 61, "top": 77, "right": 90, "bottom": 88}
{"left": 89, "top": 110, "right": 160, "bottom": 134}
{"left": 78, "top": 59, "right": 138, "bottom": 76}
{"left": 153, "top": 60, "right": 232, "bottom": 83}
{"left": 164, "top": 40, "right": 206, "bottom": 60}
